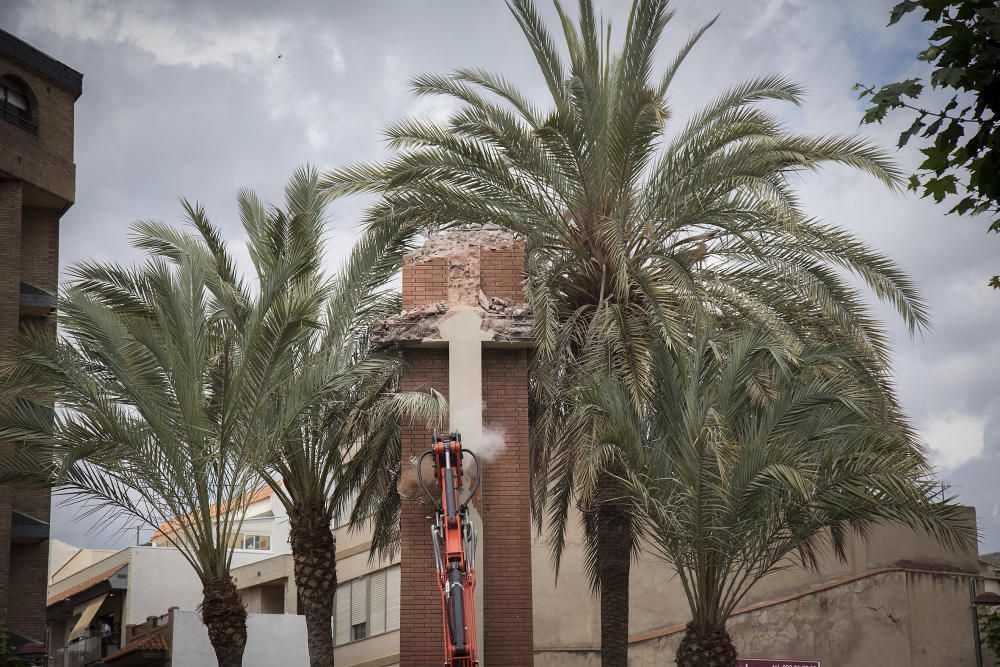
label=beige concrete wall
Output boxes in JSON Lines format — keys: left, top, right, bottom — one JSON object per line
{"left": 532, "top": 507, "right": 980, "bottom": 664}
{"left": 49, "top": 545, "right": 119, "bottom": 584}
{"left": 627, "top": 570, "right": 980, "bottom": 667}
{"left": 124, "top": 548, "right": 205, "bottom": 627}
{"left": 239, "top": 584, "right": 284, "bottom": 614}
{"left": 334, "top": 630, "right": 399, "bottom": 667}
{"left": 46, "top": 548, "right": 131, "bottom": 601}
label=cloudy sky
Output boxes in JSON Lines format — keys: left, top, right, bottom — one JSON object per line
{"left": 2, "top": 0, "right": 998, "bottom": 552}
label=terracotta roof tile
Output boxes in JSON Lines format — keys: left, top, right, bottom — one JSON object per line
{"left": 103, "top": 630, "right": 168, "bottom": 662}
{"left": 151, "top": 486, "right": 273, "bottom": 539}
{"left": 46, "top": 564, "right": 126, "bottom": 607}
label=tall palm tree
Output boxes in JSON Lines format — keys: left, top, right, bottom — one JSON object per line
{"left": 591, "top": 326, "right": 971, "bottom": 666}
{"left": 139, "top": 166, "right": 445, "bottom": 666}
{"left": 321, "top": 1, "right": 928, "bottom": 663}
{"left": 0, "top": 198, "right": 324, "bottom": 666}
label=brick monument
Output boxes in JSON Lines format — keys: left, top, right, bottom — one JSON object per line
{"left": 373, "top": 227, "right": 534, "bottom": 666}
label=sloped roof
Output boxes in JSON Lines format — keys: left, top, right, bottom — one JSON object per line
{"left": 103, "top": 630, "right": 168, "bottom": 662}
{"left": 151, "top": 486, "right": 273, "bottom": 540}
{"left": 47, "top": 563, "right": 126, "bottom": 607}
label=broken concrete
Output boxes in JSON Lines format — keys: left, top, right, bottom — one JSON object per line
{"left": 370, "top": 298, "right": 534, "bottom": 346}
{"left": 372, "top": 225, "right": 533, "bottom": 346}
{"left": 406, "top": 224, "right": 520, "bottom": 263}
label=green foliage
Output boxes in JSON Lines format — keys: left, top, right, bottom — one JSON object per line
{"left": 0, "top": 169, "right": 344, "bottom": 664}
{"left": 324, "top": 0, "right": 929, "bottom": 564}
{"left": 856, "top": 0, "right": 1000, "bottom": 287}
{"left": 323, "top": 0, "right": 932, "bottom": 660}
{"left": 145, "top": 166, "right": 446, "bottom": 561}
{"left": 610, "top": 324, "right": 972, "bottom": 633}
{"left": 983, "top": 605, "right": 1000, "bottom": 660}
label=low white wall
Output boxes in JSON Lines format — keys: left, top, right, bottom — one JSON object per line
{"left": 126, "top": 548, "right": 274, "bottom": 627}
{"left": 171, "top": 611, "right": 310, "bottom": 667}
{"left": 126, "top": 548, "right": 203, "bottom": 626}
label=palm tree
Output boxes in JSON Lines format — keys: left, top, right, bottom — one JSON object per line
{"left": 592, "top": 325, "right": 972, "bottom": 666}
{"left": 0, "top": 198, "right": 324, "bottom": 666}
{"left": 139, "top": 166, "right": 445, "bottom": 666}
{"left": 321, "top": 1, "right": 928, "bottom": 663}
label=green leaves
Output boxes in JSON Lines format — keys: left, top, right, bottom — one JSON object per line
{"left": 984, "top": 606, "right": 1000, "bottom": 660}
{"left": 320, "top": 3, "right": 940, "bottom": 645}
{"left": 888, "top": 1, "right": 922, "bottom": 25}
{"left": 858, "top": 79, "right": 923, "bottom": 124}
{"left": 0, "top": 169, "right": 338, "bottom": 584}
{"left": 898, "top": 114, "right": 926, "bottom": 148}
{"left": 859, "top": 0, "right": 1000, "bottom": 289}
{"left": 917, "top": 44, "right": 942, "bottom": 62}
{"left": 921, "top": 174, "right": 958, "bottom": 202}
{"left": 617, "top": 325, "right": 971, "bottom": 629}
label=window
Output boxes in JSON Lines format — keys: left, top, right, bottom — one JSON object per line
{"left": 0, "top": 77, "right": 35, "bottom": 133}
{"left": 350, "top": 577, "right": 368, "bottom": 636}
{"left": 238, "top": 534, "right": 270, "bottom": 550}
{"left": 385, "top": 566, "right": 400, "bottom": 631}
{"left": 333, "top": 565, "right": 399, "bottom": 645}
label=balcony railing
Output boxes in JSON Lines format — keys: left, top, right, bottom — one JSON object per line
{"left": 51, "top": 634, "right": 120, "bottom": 667}
{"left": 1, "top": 99, "right": 37, "bottom": 134}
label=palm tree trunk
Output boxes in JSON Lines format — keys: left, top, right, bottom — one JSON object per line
{"left": 596, "top": 472, "right": 631, "bottom": 667}
{"left": 200, "top": 575, "right": 247, "bottom": 667}
{"left": 675, "top": 621, "right": 737, "bottom": 667}
{"left": 289, "top": 498, "right": 338, "bottom": 667}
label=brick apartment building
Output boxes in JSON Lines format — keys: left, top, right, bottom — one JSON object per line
{"left": 0, "top": 28, "right": 82, "bottom": 655}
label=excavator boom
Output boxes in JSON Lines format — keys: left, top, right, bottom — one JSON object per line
{"left": 418, "top": 432, "right": 480, "bottom": 666}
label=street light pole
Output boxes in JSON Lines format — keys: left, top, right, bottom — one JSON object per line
{"left": 972, "top": 578, "right": 983, "bottom": 667}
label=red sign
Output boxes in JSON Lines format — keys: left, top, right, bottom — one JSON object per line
{"left": 738, "top": 660, "right": 821, "bottom": 667}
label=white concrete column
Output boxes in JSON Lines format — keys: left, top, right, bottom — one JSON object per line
{"left": 438, "top": 309, "right": 489, "bottom": 665}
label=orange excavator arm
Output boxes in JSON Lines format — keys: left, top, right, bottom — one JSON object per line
{"left": 418, "top": 432, "right": 480, "bottom": 667}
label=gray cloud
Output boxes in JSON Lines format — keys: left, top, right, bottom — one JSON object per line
{"left": 3, "top": 0, "right": 997, "bottom": 551}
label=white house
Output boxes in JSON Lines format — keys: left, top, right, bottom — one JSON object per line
{"left": 46, "top": 487, "right": 285, "bottom": 667}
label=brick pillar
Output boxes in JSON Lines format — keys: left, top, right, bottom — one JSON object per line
{"left": 0, "top": 181, "right": 22, "bottom": 356}
{"left": 13, "top": 205, "right": 56, "bottom": 534}
{"left": 394, "top": 229, "right": 534, "bottom": 667}
{"left": 8, "top": 200, "right": 54, "bottom": 642}
{"left": 399, "top": 349, "right": 451, "bottom": 664}
{"left": 481, "top": 349, "right": 533, "bottom": 665}
{"left": 0, "top": 181, "right": 23, "bottom": 638}
{"left": 20, "top": 207, "right": 60, "bottom": 293}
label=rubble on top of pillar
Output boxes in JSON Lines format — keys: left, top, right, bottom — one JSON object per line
{"left": 406, "top": 224, "right": 518, "bottom": 262}
{"left": 405, "top": 224, "right": 522, "bottom": 308}
{"left": 369, "top": 297, "right": 534, "bottom": 345}
{"left": 371, "top": 224, "right": 534, "bottom": 345}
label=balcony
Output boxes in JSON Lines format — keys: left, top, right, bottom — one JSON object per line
{"left": 11, "top": 510, "right": 48, "bottom": 544}
{"left": 51, "top": 635, "right": 119, "bottom": 667}
{"left": 19, "top": 282, "right": 55, "bottom": 317}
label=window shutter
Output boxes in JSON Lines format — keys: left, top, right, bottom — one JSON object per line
{"left": 386, "top": 566, "right": 401, "bottom": 630}
{"left": 369, "top": 570, "right": 387, "bottom": 635}
{"left": 335, "top": 583, "right": 351, "bottom": 645}
{"left": 351, "top": 577, "right": 368, "bottom": 626}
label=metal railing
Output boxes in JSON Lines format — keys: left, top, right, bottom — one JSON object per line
{"left": 1, "top": 100, "right": 37, "bottom": 134}
{"left": 51, "top": 635, "right": 120, "bottom": 667}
